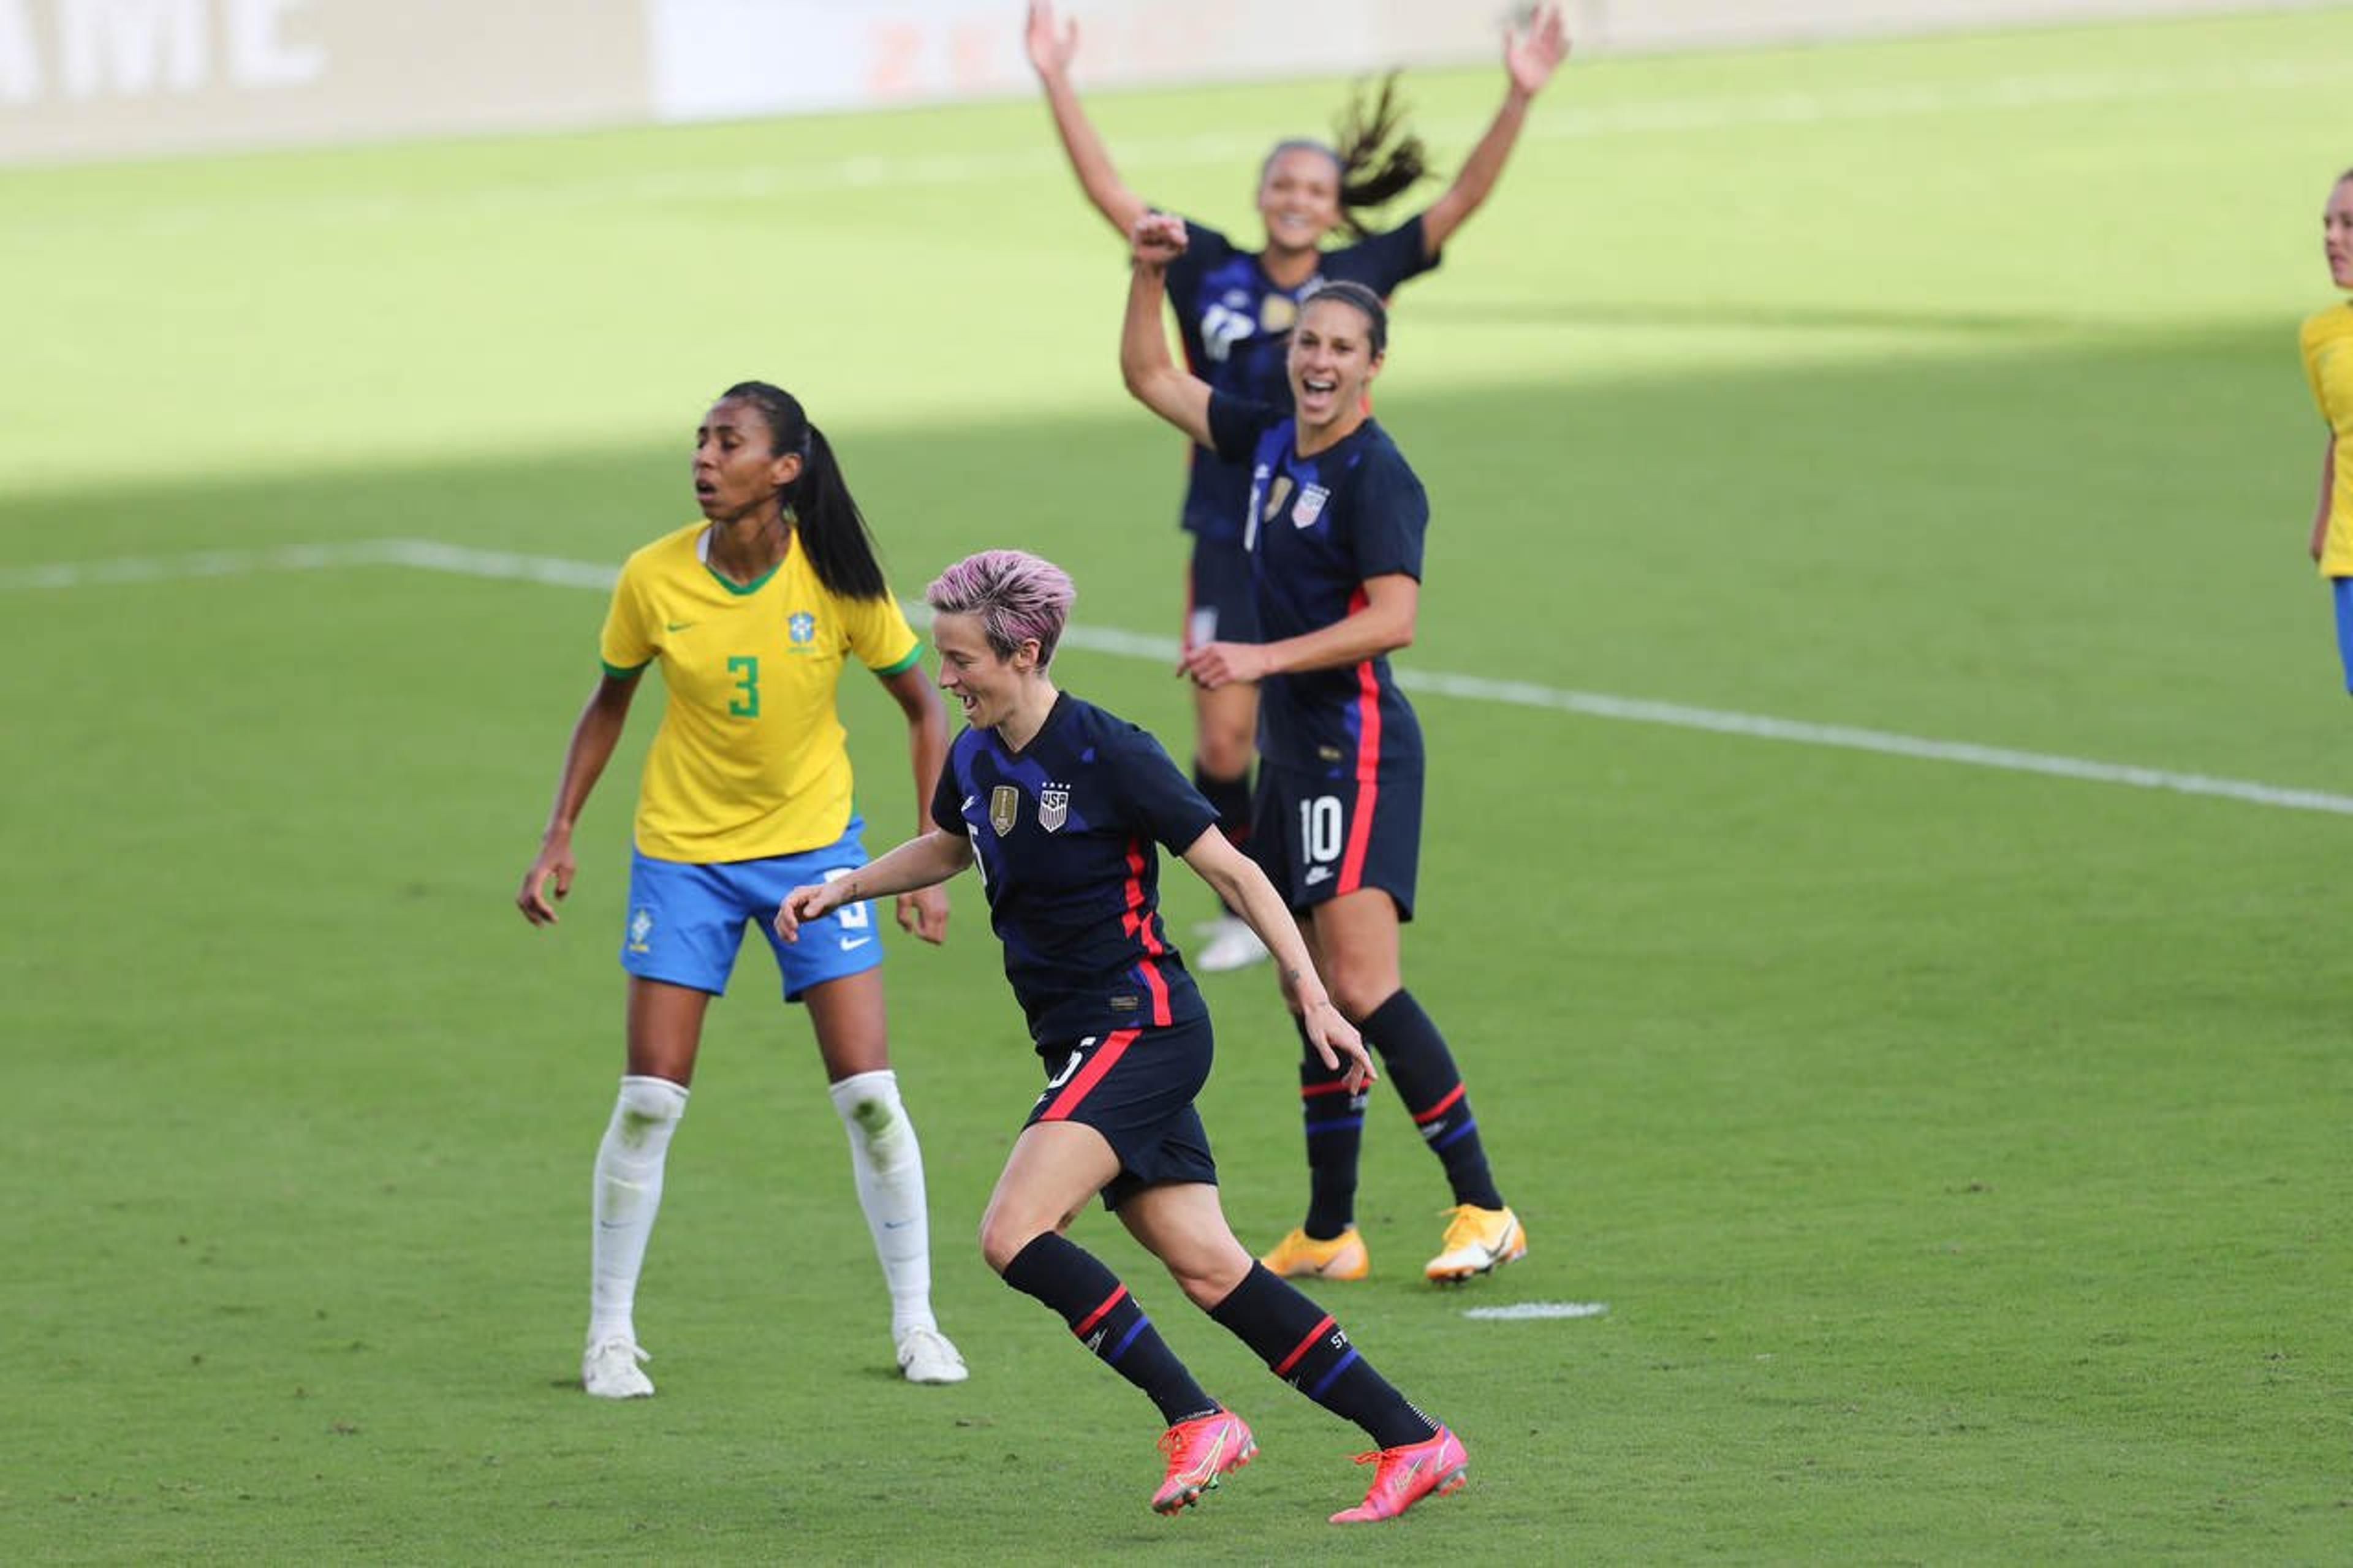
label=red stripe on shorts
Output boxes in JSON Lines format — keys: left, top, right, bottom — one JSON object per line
{"left": 1042, "top": 1028, "right": 1142, "bottom": 1122}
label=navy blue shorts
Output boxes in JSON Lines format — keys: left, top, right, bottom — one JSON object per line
{"left": 1251, "top": 761, "right": 1421, "bottom": 920}
{"left": 1184, "top": 535, "right": 1261, "bottom": 651}
{"left": 1026, "top": 1018, "right": 1219, "bottom": 1211}
{"left": 621, "top": 817, "right": 881, "bottom": 1001}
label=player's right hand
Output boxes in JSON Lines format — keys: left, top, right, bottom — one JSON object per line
{"left": 1131, "top": 211, "right": 1188, "bottom": 267}
{"left": 517, "top": 842, "right": 575, "bottom": 926}
{"left": 772, "top": 882, "right": 836, "bottom": 944}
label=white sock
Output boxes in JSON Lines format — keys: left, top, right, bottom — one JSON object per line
{"left": 588, "top": 1074, "right": 688, "bottom": 1346}
{"left": 827, "top": 1069, "right": 936, "bottom": 1338}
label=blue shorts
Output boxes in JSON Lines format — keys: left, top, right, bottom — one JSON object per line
{"left": 1026, "top": 1018, "right": 1219, "bottom": 1211}
{"left": 1251, "top": 761, "right": 1422, "bottom": 921}
{"left": 2333, "top": 578, "right": 2353, "bottom": 693}
{"left": 622, "top": 818, "right": 881, "bottom": 1000}
{"left": 1184, "top": 535, "right": 1260, "bottom": 651}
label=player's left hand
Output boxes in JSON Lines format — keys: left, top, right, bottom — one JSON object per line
{"left": 1303, "top": 999, "right": 1376, "bottom": 1093}
{"left": 1178, "top": 639, "right": 1268, "bottom": 689}
{"left": 1506, "top": 3, "right": 1569, "bottom": 99}
{"left": 896, "top": 885, "right": 949, "bottom": 944}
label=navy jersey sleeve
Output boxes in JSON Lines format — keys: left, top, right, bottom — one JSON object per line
{"left": 1104, "top": 722, "right": 1221, "bottom": 855}
{"left": 1207, "top": 388, "right": 1284, "bottom": 464}
{"left": 928, "top": 748, "right": 965, "bottom": 835}
{"left": 1349, "top": 437, "right": 1431, "bottom": 581}
{"left": 1323, "top": 214, "right": 1439, "bottom": 294}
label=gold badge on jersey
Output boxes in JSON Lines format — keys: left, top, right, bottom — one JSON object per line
{"left": 1260, "top": 474, "right": 1295, "bottom": 526}
{"left": 1260, "top": 294, "right": 1298, "bottom": 334}
{"left": 990, "top": 784, "right": 1020, "bottom": 836}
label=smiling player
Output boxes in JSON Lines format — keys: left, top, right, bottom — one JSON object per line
{"left": 1026, "top": 0, "right": 1569, "bottom": 972}
{"left": 517, "top": 381, "right": 966, "bottom": 1396}
{"left": 1121, "top": 214, "right": 1528, "bottom": 1286}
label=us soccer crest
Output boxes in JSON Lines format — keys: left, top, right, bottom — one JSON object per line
{"left": 1292, "top": 484, "right": 1330, "bottom": 529}
{"left": 989, "top": 784, "right": 1020, "bottom": 836}
{"left": 1039, "top": 783, "right": 1070, "bottom": 833}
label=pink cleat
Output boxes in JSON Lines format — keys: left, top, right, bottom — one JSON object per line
{"left": 1329, "top": 1424, "right": 1468, "bottom": 1524}
{"left": 1150, "top": 1410, "right": 1257, "bottom": 1514}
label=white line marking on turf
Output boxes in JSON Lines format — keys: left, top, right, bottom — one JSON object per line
{"left": 1463, "top": 1301, "right": 1609, "bottom": 1321}
{"left": 10, "top": 538, "right": 2352, "bottom": 819}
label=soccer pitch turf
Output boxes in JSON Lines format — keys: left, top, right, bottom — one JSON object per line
{"left": 6, "top": 7, "right": 2351, "bottom": 1561}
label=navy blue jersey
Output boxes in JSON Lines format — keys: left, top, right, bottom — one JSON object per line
{"left": 1206, "top": 392, "right": 1428, "bottom": 779}
{"left": 1164, "top": 214, "right": 1438, "bottom": 543}
{"left": 931, "top": 694, "right": 1219, "bottom": 1047}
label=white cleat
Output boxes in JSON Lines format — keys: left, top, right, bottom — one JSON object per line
{"left": 1194, "top": 915, "right": 1270, "bottom": 974}
{"left": 582, "top": 1335, "right": 654, "bottom": 1398}
{"left": 896, "top": 1325, "right": 969, "bottom": 1385}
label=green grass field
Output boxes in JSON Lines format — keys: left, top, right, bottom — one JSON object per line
{"left": 6, "top": 7, "right": 2352, "bottom": 1561}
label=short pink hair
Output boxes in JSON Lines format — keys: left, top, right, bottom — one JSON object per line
{"left": 925, "top": 550, "right": 1077, "bottom": 668}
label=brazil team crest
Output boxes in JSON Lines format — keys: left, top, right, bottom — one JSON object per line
{"left": 1039, "top": 784, "right": 1070, "bottom": 833}
{"left": 787, "top": 610, "right": 816, "bottom": 646}
{"left": 990, "top": 784, "right": 1020, "bottom": 836}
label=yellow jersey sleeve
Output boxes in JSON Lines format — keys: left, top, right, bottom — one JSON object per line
{"left": 2300, "top": 306, "right": 2353, "bottom": 578}
{"left": 842, "top": 589, "right": 923, "bottom": 675}
{"left": 598, "top": 552, "right": 659, "bottom": 675}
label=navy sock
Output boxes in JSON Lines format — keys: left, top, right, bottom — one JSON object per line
{"left": 1002, "top": 1233, "right": 1216, "bottom": 1425}
{"left": 1361, "top": 990, "right": 1506, "bottom": 1212}
{"left": 1193, "top": 763, "right": 1254, "bottom": 912}
{"left": 1208, "top": 1263, "right": 1438, "bottom": 1450}
{"left": 1295, "top": 1013, "right": 1368, "bottom": 1239}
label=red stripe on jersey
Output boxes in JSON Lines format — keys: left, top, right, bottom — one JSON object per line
{"left": 1073, "top": 1283, "right": 1129, "bottom": 1338}
{"left": 1338, "top": 588, "right": 1382, "bottom": 895}
{"left": 1273, "top": 1314, "right": 1337, "bottom": 1377}
{"left": 1412, "top": 1083, "right": 1466, "bottom": 1124}
{"left": 1042, "top": 1028, "right": 1140, "bottom": 1122}
{"left": 1300, "top": 1079, "right": 1355, "bottom": 1099}
{"left": 1123, "top": 839, "right": 1173, "bottom": 1026}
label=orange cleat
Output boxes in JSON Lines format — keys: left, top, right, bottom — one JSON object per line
{"left": 1423, "top": 1205, "right": 1526, "bottom": 1284}
{"left": 1150, "top": 1410, "right": 1257, "bottom": 1515}
{"left": 1330, "top": 1424, "right": 1469, "bottom": 1524}
{"left": 1260, "top": 1225, "right": 1370, "bottom": 1281}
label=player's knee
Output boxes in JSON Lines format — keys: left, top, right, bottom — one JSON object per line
{"left": 1195, "top": 729, "right": 1252, "bottom": 779}
{"left": 1164, "top": 1250, "right": 1251, "bottom": 1309}
{"left": 829, "top": 1069, "right": 912, "bottom": 1168}
{"left": 613, "top": 1075, "right": 688, "bottom": 1149}
{"left": 978, "top": 1214, "right": 1046, "bottom": 1276}
{"left": 1320, "top": 966, "right": 1396, "bottom": 1024}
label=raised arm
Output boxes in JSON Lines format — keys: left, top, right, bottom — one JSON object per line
{"left": 1418, "top": 3, "right": 1569, "bottom": 257}
{"left": 1121, "top": 213, "right": 1216, "bottom": 447}
{"left": 877, "top": 661, "right": 953, "bottom": 944}
{"left": 1026, "top": 0, "right": 1151, "bottom": 238}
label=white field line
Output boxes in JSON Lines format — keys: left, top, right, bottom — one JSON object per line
{"left": 1461, "top": 1301, "right": 1610, "bottom": 1321}
{"left": 37, "top": 53, "right": 2353, "bottom": 240}
{"left": 9, "top": 536, "right": 2351, "bottom": 819}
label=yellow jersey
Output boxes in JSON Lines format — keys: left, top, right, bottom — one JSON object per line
{"left": 2298, "top": 303, "right": 2353, "bottom": 577}
{"left": 599, "top": 522, "right": 922, "bottom": 862}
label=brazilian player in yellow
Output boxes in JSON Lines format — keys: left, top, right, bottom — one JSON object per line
{"left": 517, "top": 381, "right": 967, "bottom": 1395}
{"left": 2302, "top": 168, "right": 2353, "bottom": 690}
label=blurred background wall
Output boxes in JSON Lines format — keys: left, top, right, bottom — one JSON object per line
{"left": 0, "top": 0, "right": 2327, "bottom": 166}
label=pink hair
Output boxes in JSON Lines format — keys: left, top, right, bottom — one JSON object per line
{"left": 925, "top": 550, "right": 1077, "bottom": 668}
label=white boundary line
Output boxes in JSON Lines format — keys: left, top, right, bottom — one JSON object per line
{"left": 9, "top": 537, "right": 2350, "bottom": 818}
{"left": 1461, "top": 1301, "right": 1609, "bottom": 1321}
